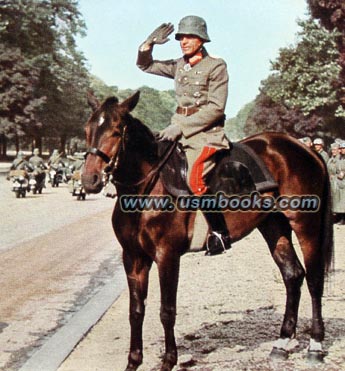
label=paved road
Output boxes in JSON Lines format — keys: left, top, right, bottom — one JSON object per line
{"left": 0, "top": 174, "right": 123, "bottom": 371}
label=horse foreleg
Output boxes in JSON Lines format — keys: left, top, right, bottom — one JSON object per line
{"left": 157, "top": 254, "right": 180, "bottom": 371}
{"left": 258, "top": 213, "right": 305, "bottom": 359}
{"left": 123, "top": 250, "right": 152, "bottom": 371}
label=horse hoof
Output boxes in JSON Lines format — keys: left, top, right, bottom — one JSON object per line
{"left": 269, "top": 347, "right": 289, "bottom": 360}
{"left": 307, "top": 350, "right": 325, "bottom": 363}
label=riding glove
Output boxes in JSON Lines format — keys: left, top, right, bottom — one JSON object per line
{"left": 158, "top": 124, "right": 182, "bottom": 141}
{"left": 145, "top": 23, "right": 174, "bottom": 46}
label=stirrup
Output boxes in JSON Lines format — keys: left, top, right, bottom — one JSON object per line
{"left": 205, "top": 231, "right": 227, "bottom": 256}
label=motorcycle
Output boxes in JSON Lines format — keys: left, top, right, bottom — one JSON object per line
{"left": 9, "top": 170, "right": 29, "bottom": 198}
{"left": 70, "top": 170, "right": 86, "bottom": 200}
{"left": 48, "top": 162, "right": 65, "bottom": 187}
{"left": 27, "top": 169, "right": 46, "bottom": 194}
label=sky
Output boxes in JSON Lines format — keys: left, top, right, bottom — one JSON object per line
{"left": 76, "top": 0, "right": 309, "bottom": 118}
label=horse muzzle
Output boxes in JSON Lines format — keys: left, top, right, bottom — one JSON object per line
{"left": 81, "top": 172, "right": 104, "bottom": 194}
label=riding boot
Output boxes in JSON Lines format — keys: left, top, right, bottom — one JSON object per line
{"left": 203, "top": 211, "right": 232, "bottom": 256}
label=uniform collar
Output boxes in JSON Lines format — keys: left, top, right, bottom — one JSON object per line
{"left": 184, "top": 47, "right": 208, "bottom": 67}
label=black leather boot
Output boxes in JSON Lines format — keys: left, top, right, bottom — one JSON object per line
{"left": 203, "top": 212, "right": 232, "bottom": 256}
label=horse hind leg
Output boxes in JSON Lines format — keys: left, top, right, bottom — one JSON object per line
{"left": 289, "top": 212, "right": 330, "bottom": 361}
{"left": 258, "top": 213, "right": 305, "bottom": 359}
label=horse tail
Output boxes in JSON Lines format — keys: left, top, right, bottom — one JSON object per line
{"left": 320, "top": 169, "right": 334, "bottom": 275}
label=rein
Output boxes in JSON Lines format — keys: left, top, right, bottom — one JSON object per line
{"left": 111, "top": 140, "right": 177, "bottom": 188}
{"left": 86, "top": 126, "right": 177, "bottom": 190}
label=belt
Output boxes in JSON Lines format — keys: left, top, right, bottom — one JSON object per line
{"left": 176, "top": 106, "right": 200, "bottom": 116}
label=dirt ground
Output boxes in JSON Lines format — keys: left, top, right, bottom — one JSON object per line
{"left": 58, "top": 218, "right": 345, "bottom": 371}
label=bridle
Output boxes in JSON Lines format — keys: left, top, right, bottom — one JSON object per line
{"left": 85, "top": 123, "right": 177, "bottom": 190}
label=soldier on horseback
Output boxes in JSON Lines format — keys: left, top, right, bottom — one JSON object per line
{"left": 137, "top": 15, "right": 231, "bottom": 255}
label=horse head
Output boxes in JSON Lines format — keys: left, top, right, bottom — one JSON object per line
{"left": 82, "top": 90, "right": 140, "bottom": 193}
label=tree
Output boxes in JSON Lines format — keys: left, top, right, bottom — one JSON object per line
{"left": 0, "top": 44, "right": 45, "bottom": 155}
{"left": 308, "top": 0, "right": 345, "bottom": 111}
{"left": 226, "top": 101, "right": 254, "bottom": 140}
{"left": 88, "top": 82, "right": 177, "bottom": 132}
{"left": 263, "top": 18, "right": 341, "bottom": 116}
{"left": 0, "top": 0, "right": 89, "bottom": 154}
{"left": 247, "top": 17, "right": 344, "bottom": 138}
{"left": 244, "top": 88, "right": 323, "bottom": 138}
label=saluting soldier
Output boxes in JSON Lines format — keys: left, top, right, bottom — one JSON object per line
{"left": 137, "top": 16, "right": 231, "bottom": 255}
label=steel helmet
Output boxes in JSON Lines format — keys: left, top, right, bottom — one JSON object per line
{"left": 175, "top": 15, "right": 210, "bottom": 42}
{"left": 313, "top": 138, "right": 324, "bottom": 146}
{"left": 331, "top": 142, "right": 339, "bottom": 149}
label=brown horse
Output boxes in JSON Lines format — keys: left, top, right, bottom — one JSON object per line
{"left": 82, "top": 91, "right": 334, "bottom": 371}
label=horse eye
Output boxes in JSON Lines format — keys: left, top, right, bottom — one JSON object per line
{"left": 112, "top": 130, "right": 121, "bottom": 137}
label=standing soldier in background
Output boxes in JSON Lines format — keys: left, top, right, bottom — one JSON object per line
{"left": 327, "top": 142, "right": 341, "bottom": 223}
{"left": 335, "top": 142, "right": 345, "bottom": 225}
{"left": 313, "top": 138, "right": 329, "bottom": 163}
{"left": 137, "top": 16, "right": 231, "bottom": 255}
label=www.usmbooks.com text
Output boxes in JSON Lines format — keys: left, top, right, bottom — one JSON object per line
{"left": 119, "top": 192, "right": 320, "bottom": 213}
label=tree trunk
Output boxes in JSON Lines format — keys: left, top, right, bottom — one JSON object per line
{"left": 0, "top": 135, "right": 7, "bottom": 159}
{"left": 33, "top": 136, "right": 42, "bottom": 154}
{"left": 60, "top": 134, "right": 67, "bottom": 155}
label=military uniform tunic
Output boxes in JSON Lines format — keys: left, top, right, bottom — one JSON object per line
{"left": 327, "top": 154, "right": 341, "bottom": 213}
{"left": 335, "top": 154, "right": 345, "bottom": 213}
{"left": 137, "top": 47, "right": 229, "bottom": 194}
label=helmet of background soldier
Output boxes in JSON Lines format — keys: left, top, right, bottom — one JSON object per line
{"left": 313, "top": 138, "right": 324, "bottom": 146}
{"left": 299, "top": 136, "right": 312, "bottom": 145}
{"left": 175, "top": 15, "right": 210, "bottom": 42}
{"left": 340, "top": 142, "right": 345, "bottom": 149}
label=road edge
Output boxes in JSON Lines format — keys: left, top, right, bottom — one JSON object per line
{"left": 18, "top": 266, "right": 126, "bottom": 371}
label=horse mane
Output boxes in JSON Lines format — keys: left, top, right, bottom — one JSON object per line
{"left": 124, "top": 113, "right": 158, "bottom": 164}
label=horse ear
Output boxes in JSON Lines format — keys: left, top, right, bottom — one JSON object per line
{"left": 121, "top": 91, "right": 140, "bottom": 113}
{"left": 87, "top": 90, "right": 100, "bottom": 112}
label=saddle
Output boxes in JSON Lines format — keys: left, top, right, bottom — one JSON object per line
{"left": 158, "top": 141, "right": 278, "bottom": 197}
